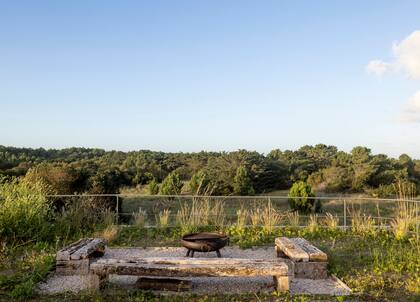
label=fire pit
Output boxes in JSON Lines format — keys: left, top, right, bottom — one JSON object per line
{"left": 181, "top": 232, "right": 229, "bottom": 258}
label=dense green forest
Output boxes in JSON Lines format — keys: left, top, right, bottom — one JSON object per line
{"left": 0, "top": 144, "right": 419, "bottom": 197}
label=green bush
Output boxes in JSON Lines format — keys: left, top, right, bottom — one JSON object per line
{"left": 288, "top": 181, "right": 316, "bottom": 213}
{"left": 189, "top": 170, "right": 211, "bottom": 195}
{"left": 159, "top": 172, "right": 183, "bottom": 195}
{"left": 148, "top": 179, "right": 159, "bottom": 195}
{"left": 0, "top": 177, "right": 52, "bottom": 244}
{"left": 233, "top": 165, "right": 255, "bottom": 195}
{"left": 369, "top": 184, "right": 396, "bottom": 198}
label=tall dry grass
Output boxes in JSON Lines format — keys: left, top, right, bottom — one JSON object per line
{"left": 261, "top": 200, "right": 282, "bottom": 233}
{"left": 391, "top": 178, "right": 417, "bottom": 239}
{"left": 236, "top": 207, "right": 249, "bottom": 228}
{"left": 95, "top": 224, "right": 119, "bottom": 243}
{"left": 308, "top": 214, "right": 318, "bottom": 232}
{"left": 323, "top": 212, "right": 339, "bottom": 230}
{"left": 132, "top": 208, "right": 147, "bottom": 227}
{"left": 287, "top": 211, "right": 300, "bottom": 228}
{"left": 175, "top": 197, "right": 225, "bottom": 228}
{"left": 157, "top": 209, "right": 171, "bottom": 228}
{"left": 348, "top": 206, "right": 375, "bottom": 234}
{"left": 249, "top": 208, "right": 261, "bottom": 227}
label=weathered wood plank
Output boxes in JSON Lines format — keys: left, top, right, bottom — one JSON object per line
{"left": 136, "top": 277, "right": 192, "bottom": 291}
{"left": 290, "top": 238, "right": 327, "bottom": 262}
{"left": 56, "top": 238, "right": 92, "bottom": 261}
{"left": 70, "top": 238, "right": 106, "bottom": 260}
{"left": 275, "top": 237, "right": 309, "bottom": 262}
{"left": 110, "top": 257, "right": 285, "bottom": 265}
{"left": 90, "top": 258, "right": 289, "bottom": 278}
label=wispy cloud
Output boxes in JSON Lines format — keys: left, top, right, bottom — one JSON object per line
{"left": 367, "top": 30, "right": 420, "bottom": 123}
{"left": 399, "top": 90, "right": 420, "bottom": 123}
{"left": 392, "top": 30, "right": 420, "bottom": 80}
{"left": 367, "top": 30, "right": 420, "bottom": 79}
{"left": 366, "top": 60, "right": 392, "bottom": 76}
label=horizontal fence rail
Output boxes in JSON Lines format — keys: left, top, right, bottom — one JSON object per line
{"left": 47, "top": 194, "right": 420, "bottom": 202}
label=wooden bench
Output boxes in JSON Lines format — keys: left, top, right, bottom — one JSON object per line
{"left": 275, "top": 237, "right": 328, "bottom": 279}
{"left": 56, "top": 238, "right": 106, "bottom": 275}
{"left": 90, "top": 257, "right": 290, "bottom": 291}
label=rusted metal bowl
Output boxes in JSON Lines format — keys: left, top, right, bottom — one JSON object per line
{"left": 181, "top": 232, "right": 229, "bottom": 257}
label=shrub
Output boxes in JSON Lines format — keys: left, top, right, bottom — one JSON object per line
{"left": 0, "top": 177, "right": 52, "bottom": 244}
{"left": 233, "top": 165, "right": 255, "bottom": 195}
{"left": 159, "top": 172, "right": 183, "bottom": 195}
{"left": 288, "top": 181, "right": 316, "bottom": 213}
{"left": 189, "top": 170, "right": 211, "bottom": 195}
{"left": 369, "top": 184, "right": 396, "bottom": 198}
{"left": 24, "top": 163, "right": 78, "bottom": 194}
{"left": 148, "top": 179, "right": 159, "bottom": 195}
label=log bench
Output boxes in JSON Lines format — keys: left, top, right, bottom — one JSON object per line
{"left": 56, "top": 238, "right": 106, "bottom": 275}
{"left": 275, "top": 237, "right": 328, "bottom": 279}
{"left": 89, "top": 257, "right": 290, "bottom": 291}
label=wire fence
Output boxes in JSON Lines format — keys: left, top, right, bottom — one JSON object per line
{"left": 46, "top": 194, "right": 420, "bottom": 234}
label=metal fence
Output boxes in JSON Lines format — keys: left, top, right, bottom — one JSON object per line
{"left": 46, "top": 194, "right": 420, "bottom": 233}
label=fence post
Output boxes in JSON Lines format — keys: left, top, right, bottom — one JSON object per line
{"left": 116, "top": 195, "right": 119, "bottom": 224}
{"left": 343, "top": 198, "right": 347, "bottom": 229}
{"left": 268, "top": 197, "right": 272, "bottom": 232}
{"left": 416, "top": 200, "right": 419, "bottom": 241}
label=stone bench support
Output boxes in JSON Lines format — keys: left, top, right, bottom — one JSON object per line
{"left": 275, "top": 237, "right": 328, "bottom": 279}
{"left": 56, "top": 238, "right": 106, "bottom": 275}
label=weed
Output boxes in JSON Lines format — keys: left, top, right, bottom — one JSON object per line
{"left": 287, "top": 211, "right": 300, "bottom": 228}
{"left": 390, "top": 199, "right": 417, "bottom": 241}
{"left": 323, "top": 212, "right": 339, "bottom": 230}
{"left": 235, "top": 207, "right": 249, "bottom": 229}
{"left": 249, "top": 208, "right": 261, "bottom": 227}
{"left": 95, "top": 224, "right": 120, "bottom": 243}
{"left": 349, "top": 206, "right": 375, "bottom": 234}
{"left": 157, "top": 209, "right": 171, "bottom": 228}
{"left": 258, "top": 199, "right": 282, "bottom": 233}
{"left": 307, "top": 214, "right": 318, "bottom": 233}
{"left": 132, "top": 208, "right": 147, "bottom": 227}
{"left": 0, "top": 178, "right": 52, "bottom": 244}
{"left": 175, "top": 198, "right": 225, "bottom": 229}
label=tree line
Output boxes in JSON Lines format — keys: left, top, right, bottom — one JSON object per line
{"left": 0, "top": 144, "right": 419, "bottom": 197}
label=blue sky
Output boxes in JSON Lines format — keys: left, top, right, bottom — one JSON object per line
{"left": 1, "top": 1, "right": 420, "bottom": 158}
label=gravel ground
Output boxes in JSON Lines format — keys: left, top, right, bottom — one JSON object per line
{"left": 38, "top": 247, "right": 351, "bottom": 296}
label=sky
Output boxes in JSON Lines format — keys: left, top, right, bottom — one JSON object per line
{"left": 1, "top": 1, "right": 420, "bottom": 158}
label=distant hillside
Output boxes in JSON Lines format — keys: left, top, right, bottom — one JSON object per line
{"left": 0, "top": 144, "right": 419, "bottom": 197}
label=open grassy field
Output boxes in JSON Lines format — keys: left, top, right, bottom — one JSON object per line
{"left": 119, "top": 195, "right": 412, "bottom": 228}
